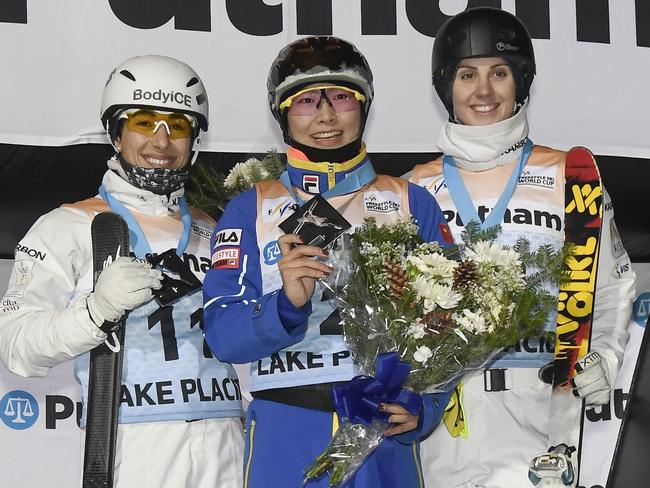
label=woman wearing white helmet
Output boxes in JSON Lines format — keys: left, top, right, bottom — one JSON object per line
{"left": 202, "top": 36, "right": 453, "bottom": 487}
{"left": 410, "top": 8, "right": 635, "bottom": 488}
{"left": 0, "top": 54, "right": 244, "bottom": 487}
{"left": 100, "top": 54, "right": 209, "bottom": 195}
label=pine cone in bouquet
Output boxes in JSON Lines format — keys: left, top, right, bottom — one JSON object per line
{"left": 384, "top": 257, "right": 408, "bottom": 297}
{"left": 421, "top": 309, "right": 455, "bottom": 334}
{"left": 452, "top": 259, "right": 479, "bottom": 291}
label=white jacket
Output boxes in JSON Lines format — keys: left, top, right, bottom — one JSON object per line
{"left": 0, "top": 169, "right": 242, "bottom": 424}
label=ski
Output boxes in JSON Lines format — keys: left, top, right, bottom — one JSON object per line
{"left": 529, "top": 147, "right": 603, "bottom": 487}
{"left": 82, "top": 212, "right": 130, "bottom": 488}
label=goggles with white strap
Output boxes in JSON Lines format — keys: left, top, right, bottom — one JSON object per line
{"left": 119, "top": 109, "right": 197, "bottom": 139}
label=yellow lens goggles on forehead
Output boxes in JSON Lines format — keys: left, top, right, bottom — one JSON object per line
{"left": 279, "top": 85, "right": 366, "bottom": 112}
{"left": 120, "top": 109, "right": 196, "bottom": 139}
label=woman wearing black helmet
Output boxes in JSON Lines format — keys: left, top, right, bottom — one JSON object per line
{"left": 203, "top": 36, "right": 453, "bottom": 487}
{"left": 411, "top": 7, "right": 635, "bottom": 488}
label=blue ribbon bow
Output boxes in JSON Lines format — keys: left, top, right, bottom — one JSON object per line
{"left": 332, "top": 352, "right": 422, "bottom": 426}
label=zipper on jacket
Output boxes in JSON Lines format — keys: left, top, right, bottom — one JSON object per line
{"left": 243, "top": 416, "right": 256, "bottom": 488}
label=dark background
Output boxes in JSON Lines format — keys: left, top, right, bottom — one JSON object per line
{"left": 1, "top": 143, "right": 648, "bottom": 262}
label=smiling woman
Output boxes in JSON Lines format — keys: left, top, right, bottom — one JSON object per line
{"left": 452, "top": 57, "right": 516, "bottom": 126}
{"left": 286, "top": 84, "right": 363, "bottom": 150}
{"left": 0, "top": 54, "right": 245, "bottom": 488}
{"left": 409, "top": 7, "right": 637, "bottom": 488}
{"left": 201, "top": 35, "right": 455, "bottom": 488}
{"left": 115, "top": 110, "right": 193, "bottom": 170}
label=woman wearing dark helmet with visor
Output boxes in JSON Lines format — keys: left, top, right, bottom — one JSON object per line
{"left": 203, "top": 36, "right": 454, "bottom": 487}
{"left": 410, "top": 7, "right": 635, "bottom": 488}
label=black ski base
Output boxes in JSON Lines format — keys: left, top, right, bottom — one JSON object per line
{"left": 82, "top": 212, "right": 130, "bottom": 488}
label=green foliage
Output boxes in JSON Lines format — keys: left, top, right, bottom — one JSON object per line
{"left": 185, "top": 150, "right": 285, "bottom": 215}
{"left": 460, "top": 221, "right": 500, "bottom": 245}
{"left": 185, "top": 159, "right": 230, "bottom": 216}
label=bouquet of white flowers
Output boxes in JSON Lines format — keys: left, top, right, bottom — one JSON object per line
{"left": 222, "top": 155, "right": 284, "bottom": 194}
{"left": 304, "top": 218, "right": 570, "bottom": 486}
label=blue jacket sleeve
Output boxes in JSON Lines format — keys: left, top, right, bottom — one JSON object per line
{"left": 394, "top": 389, "right": 453, "bottom": 444}
{"left": 202, "top": 189, "right": 310, "bottom": 364}
{"left": 407, "top": 181, "right": 453, "bottom": 246}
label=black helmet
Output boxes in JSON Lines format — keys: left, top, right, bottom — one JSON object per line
{"left": 432, "top": 7, "right": 536, "bottom": 119}
{"left": 267, "top": 36, "right": 374, "bottom": 144}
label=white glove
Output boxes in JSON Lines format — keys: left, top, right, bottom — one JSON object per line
{"left": 528, "top": 444, "right": 576, "bottom": 487}
{"left": 570, "top": 350, "right": 611, "bottom": 407}
{"left": 87, "top": 256, "right": 163, "bottom": 326}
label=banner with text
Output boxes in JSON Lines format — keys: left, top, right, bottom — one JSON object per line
{"left": 0, "top": 1, "right": 649, "bottom": 157}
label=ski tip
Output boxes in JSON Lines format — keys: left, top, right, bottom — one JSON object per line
{"left": 566, "top": 146, "right": 596, "bottom": 165}
{"left": 92, "top": 211, "right": 127, "bottom": 227}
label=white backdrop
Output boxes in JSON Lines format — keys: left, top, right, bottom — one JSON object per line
{"left": 1, "top": 1, "right": 649, "bottom": 487}
{"left": 1, "top": 260, "right": 649, "bottom": 488}
{"left": 0, "top": 0, "right": 649, "bottom": 156}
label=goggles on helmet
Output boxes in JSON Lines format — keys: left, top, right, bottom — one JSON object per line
{"left": 279, "top": 85, "right": 365, "bottom": 116}
{"left": 119, "top": 109, "right": 196, "bottom": 139}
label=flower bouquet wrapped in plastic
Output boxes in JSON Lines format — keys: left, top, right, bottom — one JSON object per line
{"left": 303, "top": 217, "right": 570, "bottom": 486}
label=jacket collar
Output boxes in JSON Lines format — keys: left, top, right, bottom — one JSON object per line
{"left": 102, "top": 164, "right": 184, "bottom": 217}
{"left": 286, "top": 143, "right": 368, "bottom": 194}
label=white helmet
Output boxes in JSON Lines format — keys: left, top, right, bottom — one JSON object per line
{"left": 101, "top": 55, "right": 209, "bottom": 140}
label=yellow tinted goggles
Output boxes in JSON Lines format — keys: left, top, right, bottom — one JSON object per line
{"left": 120, "top": 110, "right": 196, "bottom": 139}
{"left": 279, "top": 85, "right": 366, "bottom": 114}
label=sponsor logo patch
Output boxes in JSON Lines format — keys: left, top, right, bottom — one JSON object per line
{"left": 133, "top": 88, "right": 192, "bottom": 108}
{"left": 364, "top": 191, "right": 401, "bottom": 213}
{"left": 616, "top": 261, "right": 631, "bottom": 278}
{"left": 213, "top": 228, "right": 242, "bottom": 248}
{"left": 610, "top": 220, "right": 626, "bottom": 258}
{"left": 191, "top": 223, "right": 213, "bottom": 240}
{"left": 633, "top": 292, "right": 650, "bottom": 327}
{"left": 495, "top": 41, "right": 519, "bottom": 53}
{"left": 445, "top": 205, "right": 563, "bottom": 232}
{"left": 302, "top": 174, "right": 320, "bottom": 194}
{"left": 4, "top": 260, "right": 34, "bottom": 298}
{"left": 262, "top": 197, "right": 296, "bottom": 223}
{"left": 0, "top": 390, "right": 39, "bottom": 430}
{"left": 422, "top": 176, "right": 446, "bottom": 196}
{"left": 263, "top": 240, "right": 281, "bottom": 265}
{"left": 518, "top": 165, "right": 556, "bottom": 190}
{"left": 13, "top": 259, "right": 34, "bottom": 285}
{"left": 439, "top": 223, "right": 453, "bottom": 244}
{"left": 15, "top": 245, "right": 47, "bottom": 261}
{"left": 1, "top": 297, "right": 20, "bottom": 316}
{"left": 502, "top": 138, "right": 528, "bottom": 156}
{"left": 211, "top": 247, "right": 240, "bottom": 269}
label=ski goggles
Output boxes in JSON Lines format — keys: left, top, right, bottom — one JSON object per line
{"left": 119, "top": 109, "right": 196, "bottom": 139}
{"left": 279, "top": 85, "right": 366, "bottom": 115}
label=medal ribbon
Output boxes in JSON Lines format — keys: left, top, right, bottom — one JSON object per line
{"left": 98, "top": 185, "right": 191, "bottom": 258}
{"left": 442, "top": 139, "right": 533, "bottom": 230}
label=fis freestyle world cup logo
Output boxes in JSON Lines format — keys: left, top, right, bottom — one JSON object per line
{"left": 0, "top": 390, "right": 39, "bottom": 430}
